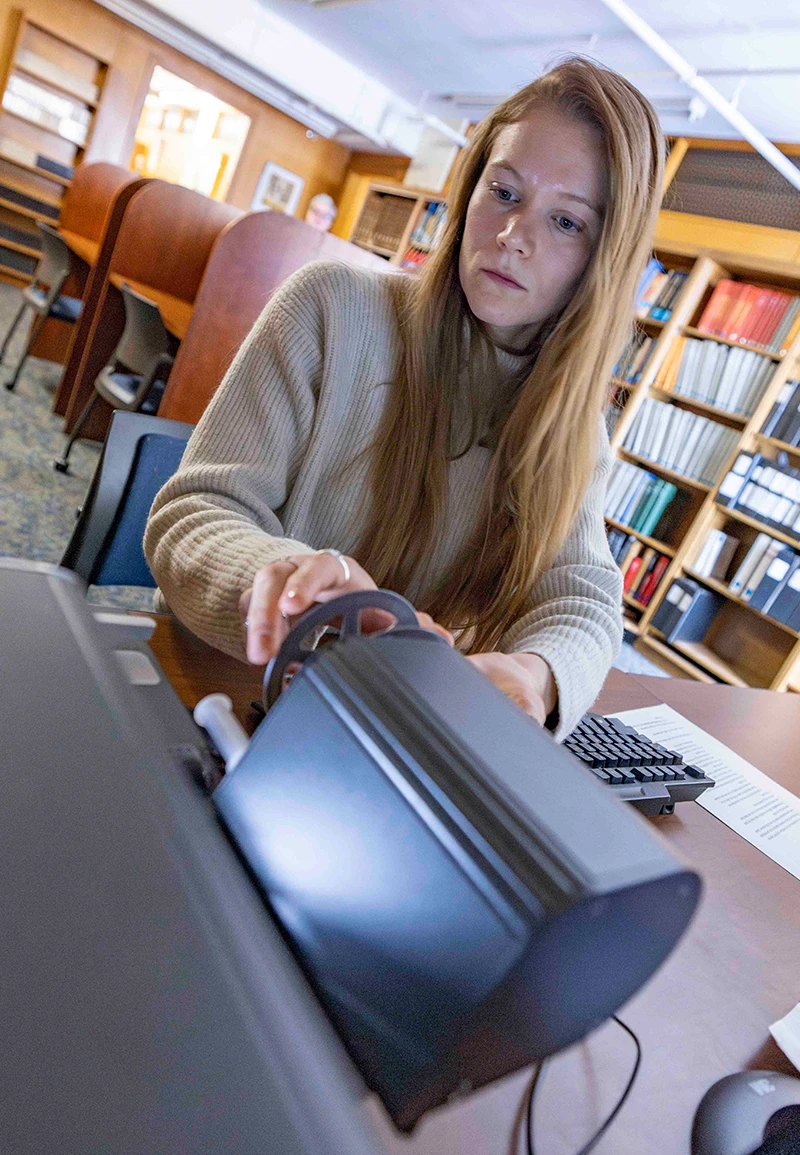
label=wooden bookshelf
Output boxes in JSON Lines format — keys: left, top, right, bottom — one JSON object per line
{"left": 683, "top": 567, "right": 800, "bottom": 638}
{"left": 609, "top": 243, "right": 800, "bottom": 692}
{"left": 683, "top": 325, "right": 783, "bottom": 360}
{"left": 0, "top": 17, "right": 107, "bottom": 282}
{"left": 346, "top": 180, "right": 447, "bottom": 267}
{"left": 648, "top": 385, "right": 748, "bottom": 428}
{"left": 754, "top": 431, "right": 800, "bottom": 460}
{"left": 618, "top": 448, "right": 714, "bottom": 492}
{"left": 604, "top": 515, "right": 676, "bottom": 556}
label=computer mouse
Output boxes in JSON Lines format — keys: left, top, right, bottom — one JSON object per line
{"left": 691, "top": 1070, "right": 800, "bottom": 1155}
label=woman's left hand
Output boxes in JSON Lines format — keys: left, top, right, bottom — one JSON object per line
{"left": 466, "top": 652, "right": 557, "bottom": 727}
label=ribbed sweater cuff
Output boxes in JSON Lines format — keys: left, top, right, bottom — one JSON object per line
{"left": 510, "top": 622, "right": 616, "bottom": 742}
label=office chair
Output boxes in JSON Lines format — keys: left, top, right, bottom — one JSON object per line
{"left": 1, "top": 222, "right": 82, "bottom": 392}
{"left": 54, "top": 282, "right": 177, "bottom": 474}
{"left": 61, "top": 409, "right": 193, "bottom": 587}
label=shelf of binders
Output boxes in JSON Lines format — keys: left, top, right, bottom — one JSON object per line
{"left": 682, "top": 566, "right": 800, "bottom": 639}
{"left": 607, "top": 245, "right": 800, "bottom": 691}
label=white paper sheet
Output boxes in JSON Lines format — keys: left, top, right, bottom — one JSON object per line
{"left": 770, "top": 1003, "right": 800, "bottom": 1072}
{"left": 611, "top": 704, "right": 800, "bottom": 883}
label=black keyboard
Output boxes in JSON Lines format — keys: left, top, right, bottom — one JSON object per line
{"left": 565, "top": 713, "right": 715, "bottom": 816}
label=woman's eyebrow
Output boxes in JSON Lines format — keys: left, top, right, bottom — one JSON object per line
{"left": 559, "top": 191, "right": 603, "bottom": 218}
{"left": 488, "top": 162, "right": 602, "bottom": 217}
{"left": 487, "top": 161, "right": 522, "bottom": 180}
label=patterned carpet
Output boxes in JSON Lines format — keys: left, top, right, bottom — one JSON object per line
{"left": 0, "top": 282, "right": 155, "bottom": 610}
{"left": 0, "top": 279, "right": 665, "bottom": 671}
{"left": 0, "top": 283, "right": 100, "bottom": 561}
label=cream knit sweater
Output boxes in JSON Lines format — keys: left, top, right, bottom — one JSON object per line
{"left": 144, "top": 260, "right": 623, "bottom": 740}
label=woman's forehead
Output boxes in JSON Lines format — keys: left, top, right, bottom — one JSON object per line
{"left": 486, "top": 112, "right": 607, "bottom": 208}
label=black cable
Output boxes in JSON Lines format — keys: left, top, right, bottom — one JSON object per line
{"left": 523, "top": 1015, "right": 642, "bottom": 1155}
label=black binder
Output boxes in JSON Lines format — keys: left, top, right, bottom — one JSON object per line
{"left": 749, "top": 547, "right": 800, "bottom": 613}
{"left": 769, "top": 561, "right": 800, "bottom": 625}
{"left": 667, "top": 586, "right": 725, "bottom": 644}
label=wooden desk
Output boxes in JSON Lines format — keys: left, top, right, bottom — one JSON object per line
{"left": 59, "top": 229, "right": 99, "bottom": 268}
{"left": 146, "top": 619, "right": 800, "bottom": 1155}
{"left": 108, "top": 273, "right": 193, "bottom": 340}
{"left": 28, "top": 163, "right": 142, "bottom": 371}
{"left": 148, "top": 613, "right": 262, "bottom": 722}
{"left": 159, "top": 211, "right": 388, "bottom": 425}
{"left": 52, "top": 165, "right": 148, "bottom": 417}
{"left": 63, "top": 182, "right": 239, "bottom": 442}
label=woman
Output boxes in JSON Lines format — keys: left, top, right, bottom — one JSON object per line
{"left": 145, "top": 57, "right": 664, "bottom": 740}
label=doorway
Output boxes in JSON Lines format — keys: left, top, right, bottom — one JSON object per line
{"left": 130, "top": 66, "right": 251, "bottom": 201}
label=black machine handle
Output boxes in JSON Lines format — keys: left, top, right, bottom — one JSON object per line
{"left": 262, "top": 589, "right": 428, "bottom": 709}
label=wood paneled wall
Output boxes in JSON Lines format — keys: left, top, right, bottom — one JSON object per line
{"left": 346, "top": 152, "right": 410, "bottom": 182}
{"left": 0, "top": 0, "right": 353, "bottom": 217}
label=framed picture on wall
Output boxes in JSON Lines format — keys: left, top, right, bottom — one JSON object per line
{"left": 251, "top": 161, "right": 305, "bottom": 215}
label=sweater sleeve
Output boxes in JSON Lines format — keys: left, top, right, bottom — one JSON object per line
{"left": 497, "top": 424, "right": 623, "bottom": 741}
{"left": 144, "top": 268, "right": 326, "bottom": 659}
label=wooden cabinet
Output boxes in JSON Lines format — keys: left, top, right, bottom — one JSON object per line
{"left": 337, "top": 177, "right": 447, "bottom": 268}
{"left": 0, "top": 14, "right": 108, "bottom": 283}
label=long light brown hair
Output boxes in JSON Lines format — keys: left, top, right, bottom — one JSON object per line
{"left": 356, "top": 57, "right": 665, "bottom": 651}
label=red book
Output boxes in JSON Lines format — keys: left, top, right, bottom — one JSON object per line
{"left": 724, "top": 285, "right": 757, "bottom": 341}
{"left": 698, "top": 280, "right": 738, "bottom": 335}
{"left": 623, "top": 556, "right": 644, "bottom": 594}
{"left": 742, "top": 288, "right": 779, "bottom": 347}
{"left": 754, "top": 291, "right": 791, "bottom": 349}
{"left": 638, "top": 555, "right": 671, "bottom": 606}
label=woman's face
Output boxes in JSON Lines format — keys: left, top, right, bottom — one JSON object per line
{"left": 458, "top": 105, "right": 607, "bottom": 352}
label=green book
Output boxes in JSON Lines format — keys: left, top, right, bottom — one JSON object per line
{"left": 630, "top": 479, "right": 663, "bottom": 532}
{"left": 628, "top": 478, "right": 659, "bottom": 529}
{"left": 639, "top": 482, "right": 678, "bottom": 538}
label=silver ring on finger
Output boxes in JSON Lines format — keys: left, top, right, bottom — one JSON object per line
{"left": 317, "top": 547, "right": 351, "bottom": 585}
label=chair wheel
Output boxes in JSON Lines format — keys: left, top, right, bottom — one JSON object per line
{"left": 53, "top": 458, "right": 70, "bottom": 473}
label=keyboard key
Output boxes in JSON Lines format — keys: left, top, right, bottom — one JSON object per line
{"left": 683, "top": 764, "right": 708, "bottom": 780}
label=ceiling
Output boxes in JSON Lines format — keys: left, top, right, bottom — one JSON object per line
{"left": 252, "top": 0, "right": 800, "bottom": 145}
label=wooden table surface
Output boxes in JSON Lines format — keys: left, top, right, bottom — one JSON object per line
{"left": 147, "top": 616, "right": 800, "bottom": 1155}
{"left": 108, "top": 272, "right": 193, "bottom": 340}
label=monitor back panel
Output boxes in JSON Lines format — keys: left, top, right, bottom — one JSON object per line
{"left": 0, "top": 560, "right": 383, "bottom": 1155}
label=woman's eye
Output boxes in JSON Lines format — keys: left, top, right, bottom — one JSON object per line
{"left": 556, "top": 215, "right": 581, "bottom": 233}
{"left": 490, "top": 185, "right": 517, "bottom": 203}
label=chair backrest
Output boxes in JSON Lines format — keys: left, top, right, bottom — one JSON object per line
{"left": 116, "top": 283, "right": 174, "bottom": 378}
{"left": 34, "top": 222, "right": 72, "bottom": 303}
{"left": 61, "top": 410, "right": 194, "bottom": 586}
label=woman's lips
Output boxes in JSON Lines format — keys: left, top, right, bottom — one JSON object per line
{"left": 481, "top": 268, "right": 525, "bottom": 290}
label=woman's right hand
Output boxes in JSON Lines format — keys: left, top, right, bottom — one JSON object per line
{"left": 238, "top": 551, "right": 453, "bottom": 665}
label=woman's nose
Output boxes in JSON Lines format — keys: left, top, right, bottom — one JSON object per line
{"left": 496, "top": 214, "right": 533, "bottom": 257}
